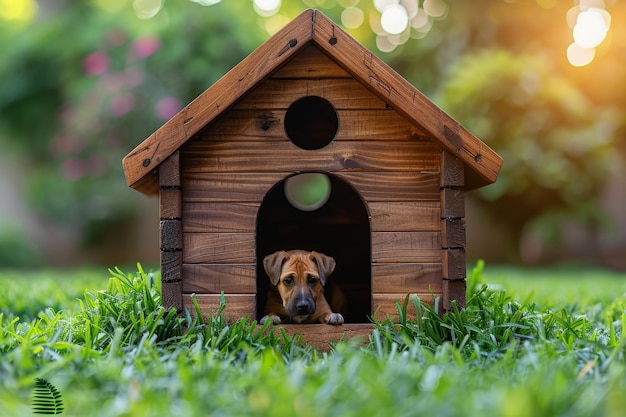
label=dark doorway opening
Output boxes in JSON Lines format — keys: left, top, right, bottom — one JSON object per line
{"left": 256, "top": 173, "right": 371, "bottom": 323}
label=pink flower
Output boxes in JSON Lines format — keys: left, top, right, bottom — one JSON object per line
{"left": 83, "top": 51, "right": 110, "bottom": 76}
{"left": 156, "top": 96, "right": 183, "bottom": 120}
{"left": 132, "top": 35, "right": 161, "bottom": 59}
{"left": 109, "top": 93, "right": 135, "bottom": 116}
{"left": 61, "top": 158, "right": 87, "bottom": 182}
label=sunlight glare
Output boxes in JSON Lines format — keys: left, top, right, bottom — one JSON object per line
{"left": 381, "top": 4, "right": 409, "bottom": 35}
{"left": 573, "top": 8, "right": 609, "bottom": 48}
{"left": 341, "top": 7, "right": 364, "bottom": 29}
{"left": 133, "top": 0, "right": 163, "bottom": 19}
{"left": 254, "top": 0, "right": 281, "bottom": 17}
{"left": 423, "top": 0, "right": 447, "bottom": 18}
{"left": 0, "top": 0, "right": 38, "bottom": 22}
{"left": 567, "top": 42, "right": 595, "bottom": 67}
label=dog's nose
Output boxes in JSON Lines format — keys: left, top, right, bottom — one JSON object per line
{"left": 296, "top": 301, "right": 313, "bottom": 314}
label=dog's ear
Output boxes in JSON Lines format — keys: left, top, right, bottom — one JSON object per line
{"left": 263, "top": 251, "right": 290, "bottom": 286}
{"left": 309, "top": 251, "right": 336, "bottom": 286}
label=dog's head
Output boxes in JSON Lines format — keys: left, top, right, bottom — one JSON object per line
{"left": 263, "top": 250, "right": 336, "bottom": 320}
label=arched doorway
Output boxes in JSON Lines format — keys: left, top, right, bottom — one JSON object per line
{"left": 256, "top": 173, "right": 371, "bottom": 323}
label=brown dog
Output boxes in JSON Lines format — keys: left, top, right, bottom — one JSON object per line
{"left": 260, "top": 250, "right": 344, "bottom": 325}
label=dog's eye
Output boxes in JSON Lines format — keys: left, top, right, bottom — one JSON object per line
{"left": 282, "top": 276, "right": 294, "bottom": 286}
{"left": 307, "top": 275, "right": 318, "bottom": 285}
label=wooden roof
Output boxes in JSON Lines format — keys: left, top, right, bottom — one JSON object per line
{"left": 123, "top": 9, "right": 502, "bottom": 195}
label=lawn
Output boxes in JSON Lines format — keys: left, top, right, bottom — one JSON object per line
{"left": 1, "top": 261, "right": 625, "bottom": 417}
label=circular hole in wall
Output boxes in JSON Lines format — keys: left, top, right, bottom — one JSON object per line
{"left": 284, "top": 96, "right": 338, "bottom": 150}
{"left": 284, "top": 173, "right": 332, "bottom": 211}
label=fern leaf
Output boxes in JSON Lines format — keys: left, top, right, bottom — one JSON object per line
{"left": 32, "top": 378, "right": 64, "bottom": 415}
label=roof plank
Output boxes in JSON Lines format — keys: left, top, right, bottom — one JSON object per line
{"left": 122, "top": 9, "right": 501, "bottom": 195}
{"left": 122, "top": 9, "right": 316, "bottom": 194}
{"left": 311, "top": 10, "right": 502, "bottom": 188}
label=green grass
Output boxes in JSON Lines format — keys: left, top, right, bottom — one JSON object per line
{"left": 1, "top": 261, "right": 625, "bottom": 416}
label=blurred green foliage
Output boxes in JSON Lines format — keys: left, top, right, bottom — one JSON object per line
{"left": 0, "top": 1, "right": 263, "bottom": 245}
{"left": 0, "top": 0, "right": 624, "bottom": 260}
{"left": 436, "top": 50, "right": 621, "bottom": 251}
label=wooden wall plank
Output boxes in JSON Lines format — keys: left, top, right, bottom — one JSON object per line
{"left": 443, "top": 280, "right": 466, "bottom": 310}
{"left": 161, "top": 281, "right": 183, "bottom": 312}
{"left": 182, "top": 201, "right": 440, "bottom": 234}
{"left": 277, "top": 324, "right": 375, "bottom": 350}
{"left": 160, "top": 188, "right": 182, "bottom": 219}
{"left": 183, "top": 233, "right": 255, "bottom": 264}
{"left": 442, "top": 249, "right": 466, "bottom": 280}
{"left": 182, "top": 172, "right": 440, "bottom": 203}
{"left": 159, "top": 151, "right": 181, "bottom": 187}
{"left": 181, "top": 140, "right": 440, "bottom": 174}
{"left": 183, "top": 202, "right": 260, "bottom": 233}
{"left": 161, "top": 251, "right": 182, "bottom": 283}
{"left": 336, "top": 172, "right": 440, "bottom": 202}
{"left": 369, "top": 201, "right": 439, "bottom": 232}
{"left": 233, "top": 78, "right": 386, "bottom": 110}
{"left": 160, "top": 219, "right": 182, "bottom": 251}
{"left": 270, "top": 45, "right": 352, "bottom": 79}
{"left": 440, "top": 150, "right": 464, "bottom": 187}
{"left": 183, "top": 294, "right": 256, "bottom": 320}
{"left": 184, "top": 294, "right": 442, "bottom": 324}
{"left": 203, "top": 109, "right": 428, "bottom": 140}
{"left": 372, "top": 293, "right": 437, "bottom": 321}
{"left": 440, "top": 188, "right": 465, "bottom": 219}
{"left": 182, "top": 264, "right": 256, "bottom": 293}
{"left": 441, "top": 218, "right": 466, "bottom": 249}
{"left": 371, "top": 263, "right": 442, "bottom": 293}
{"left": 371, "top": 231, "right": 441, "bottom": 263}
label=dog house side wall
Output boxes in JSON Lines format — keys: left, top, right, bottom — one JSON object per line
{"left": 440, "top": 151, "right": 467, "bottom": 309}
{"left": 175, "top": 46, "right": 445, "bottom": 321}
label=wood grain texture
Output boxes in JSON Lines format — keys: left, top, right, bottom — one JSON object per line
{"left": 441, "top": 218, "right": 466, "bottom": 249}
{"left": 440, "top": 187, "right": 465, "bottom": 219}
{"left": 160, "top": 250, "right": 182, "bottom": 283}
{"left": 160, "top": 219, "right": 182, "bottom": 251}
{"left": 183, "top": 202, "right": 260, "bottom": 233}
{"left": 440, "top": 150, "right": 464, "bottom": 187}
{"left": 183, "top": 233, "right": 255, "bottom": 264}
{"left": 180, "top": 140, "right": 440, "bottom": 173}
{"left": 123, "top": 10, "right": 316, "bottom": 193}
{"left": 159, "top": 151, "right": 181, "bottom": 187}
{"left": 159, "top": 188, "right": 181, "bottom": 219}
{"left": 201, "top": 109, "right": 428, "bottom": 141}
{"left": 443, "top": 279, "right": 466, "bottom": 310}
{"left": 312, "top": 10, "right": 502, "bottom": 189}
{"left": 183, "top": 294, "right": 256, "bottom": 319}
{"left": 183, "top": 294, "right": 441, "bottom": 324}
{"left": 184, "top": 231, "right": 441, "bottom": 264}
{"left": 371, "top": 263, "right": 442, "bottom": 293}
{"left": 123, "top": 10, "right": 501, "bottom": 195}
{"left": 181, "top": 172, "right": 440, "bottom": 203}
{"left": 181, "top": 201, "right": 439, "bottom": 234}
{"left": 442, "top": 248, "right": 466, "bottom": 280}
{"left": 272, "top": 324, "right": 375, "bottom": 350}
{"left": 233, "top": 78, "right": 385, "bottom": 110}
{"left": 182, "top": 264, "right": 256, "bottom": 294}
{"left": 270, "top": 45, "right": 352, "bottom": 79}
{"left": 161, "top": 281, "right": 183, "bottom": 312}
{"left": 369, "top": 201, "right": 439, "bottom": 232}
{"left": 371, "top": 231, "right": 441, "bottom": 263}
{"left": 372, "top": 293, "right": 437, "bottom": 321}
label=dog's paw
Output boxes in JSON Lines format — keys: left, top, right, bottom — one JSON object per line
{"left": 325, "top": 312, "right": 344, "bottom": 325}
{"left": 260, "top": 314, "right": 281, "bottom": 325}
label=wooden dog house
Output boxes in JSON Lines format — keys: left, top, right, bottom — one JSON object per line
{"left": 122, "top": 9, "right": 502, "bottom": 343}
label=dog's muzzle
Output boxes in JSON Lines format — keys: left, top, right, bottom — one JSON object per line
{"left": 288, "top": 295, "right": 316, "bottom": 317}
